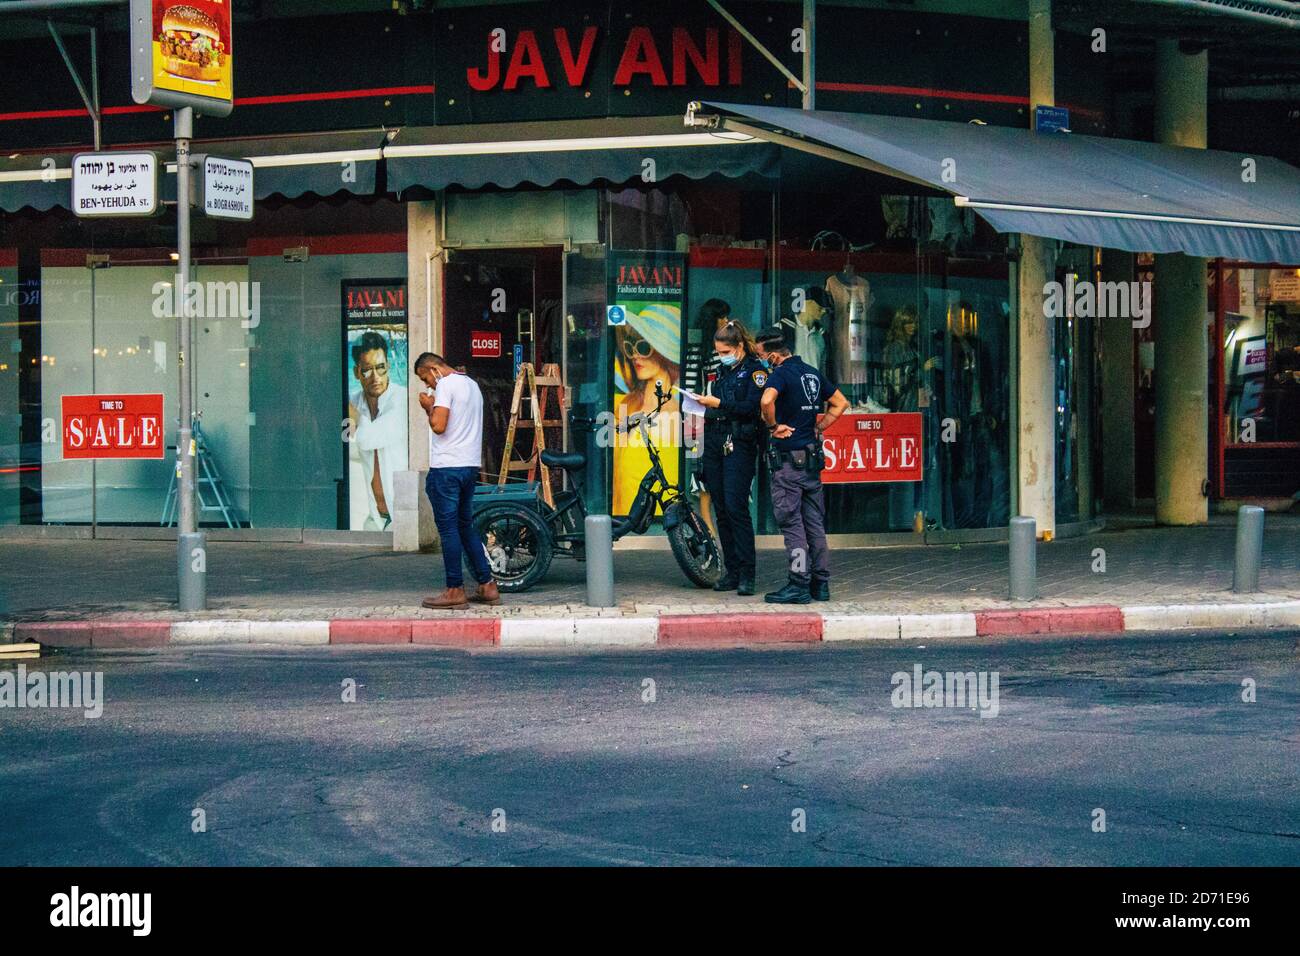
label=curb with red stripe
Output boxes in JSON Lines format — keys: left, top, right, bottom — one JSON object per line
{"left": 7, "top": 600, "right": 1298, "bottom": 650}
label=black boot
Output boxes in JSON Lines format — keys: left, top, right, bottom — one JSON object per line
{"left": 714, "top": 572, "right": 739, "bottom": 592}
{"left": 764, "top": 581, "right": 812, "bottom": 605}
{"left": 737, "top": 574, "right": 755, "bottom": 596}
{"left": 811, "top": 579, "right": 830, "bottom": 601}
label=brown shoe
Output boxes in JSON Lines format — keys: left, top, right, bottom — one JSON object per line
{"left": 469, "top": 581, "right": 501, "bottom": 606}
{"left": 422, "top": 587, "right": 469, "bottom": 610}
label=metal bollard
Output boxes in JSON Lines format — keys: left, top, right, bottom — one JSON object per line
{"left": 1008, "top": 515, "right": 1037, "bottom": 601}
{"left": 1232, "top": 505, "right": 1265, "bottom": 594}
{"left": 178, "top": 530, "right": 207, "bottom": 611}
{"left": 585, "top": 514, "right": 615, "bottom": 608}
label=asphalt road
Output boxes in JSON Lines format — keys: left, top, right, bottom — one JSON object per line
{"left": 1, "top": 631, "right": 1296, "bottom": 866}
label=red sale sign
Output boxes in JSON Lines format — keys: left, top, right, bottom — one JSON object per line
{"left": 820, "top": 413, "right": 922, "bottom": 484}
{"left": 62, "top": 394, "right": 165, "bottom": 460}
{"left": 471, "top": 330, "right": 502, "bottom": 358}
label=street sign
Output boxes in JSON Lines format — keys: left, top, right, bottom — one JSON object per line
{"left": 606, "top": 304, "right": 627, "bottom": 326}
{"left": 62, "top": 394, "right": 166, "bottom": 460}
{"left": 196, "top": 154, "right": 254, "bottom": 220}
{"left": 130, "top": 0, "right": 234, "bottom": 117}
{"left": 71, "top": 152, "right": 161, "bottom": 218}
{"left": 1034, "top": 105, "right": 1070, "bottom": 134}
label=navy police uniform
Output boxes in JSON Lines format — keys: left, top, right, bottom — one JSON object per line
{"left": 764, "top": 355, "right": 836, "bottom": 601}
{"left": 701, "top": 354, "right": 767, "bottom": 587}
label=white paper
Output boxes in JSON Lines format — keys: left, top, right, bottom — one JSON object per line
{"left": 676, "top": 386, "right": 706, "bottom": 417}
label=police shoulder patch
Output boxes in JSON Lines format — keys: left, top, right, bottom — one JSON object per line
{"left": 751, "top": 370, "right": 768, "bottom": 387}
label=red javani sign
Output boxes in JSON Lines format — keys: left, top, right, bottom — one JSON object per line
{"left": 62, "top": 394, "right": 165, "bottom": 460}
{"left": 820, "top": 413, "right": 922, "bottom": 484}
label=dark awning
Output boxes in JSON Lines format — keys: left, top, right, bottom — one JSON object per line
{"left": 385, "top": 116, "right": 778, "bottom": 194}
{"left": 184, "top": 128, "right": 385, "bottom": 199}
{"left": 695, "top": 102, "right": 1300, "bottom": 263}
{"left": 0, "top": 128, "right": 385, "bottom": 213}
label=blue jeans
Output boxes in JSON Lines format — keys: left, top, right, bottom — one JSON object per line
{"left": 426, "top": 467, "right": 493, "bottom": 589}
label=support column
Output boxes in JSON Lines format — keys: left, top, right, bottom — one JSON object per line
{"left": 1018, "top": 0, "right": 1056, "bottom": 537}
{"left": 392, "top": 197, "right": 442, "bottom": 552}
{"left": 1153, "top": 40, "right": 1209, "bottom": 525}
{"left": 1099, "top": 249, "right": 1136, "bottom": 511}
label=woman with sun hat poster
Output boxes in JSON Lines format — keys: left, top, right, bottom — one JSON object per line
{"left": 612, "top": 302, "right": 682, "bottom": 516}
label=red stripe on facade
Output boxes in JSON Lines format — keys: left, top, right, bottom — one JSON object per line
{"left": 0, "top": 247, "right": 17, "bottom": 267}
{"left": 814, "top": 80, "right": 1105, "bottom": 120}
{"left": 0, "top": 85, "right": 436, "bottom": 123}
{"left": 690, "top": 246, "right": 1009, "bottom": 280}
{"left": 246, "top": 233, "right": 406, "bottom": 257}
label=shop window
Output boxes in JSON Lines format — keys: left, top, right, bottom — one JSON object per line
{"left": 1215, "top": 263, "right": 1300, "bottom": 500}
{"left": 0, "top": 197, "right": 407, "bottom": 532}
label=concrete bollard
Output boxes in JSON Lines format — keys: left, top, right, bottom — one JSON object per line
{"left": 585, "top": 514, "right": 615, "bottom": 608}
{"left": 1232, "top": 505, "right": 1265, "bottom": 594}
{"left": 1009, "top": 515, "right": 1037, "bottom": 601}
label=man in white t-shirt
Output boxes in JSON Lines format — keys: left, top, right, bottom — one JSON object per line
{"left": 414, "top": 352, "right": 499, "bottom": 610}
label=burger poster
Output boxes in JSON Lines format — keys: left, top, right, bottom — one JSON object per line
{"left": 130, "top": 0, "right": 233, "bottom": 115}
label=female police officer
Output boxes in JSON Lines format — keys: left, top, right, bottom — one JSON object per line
{"left": 696, "top": 320, "right": 766, "bottom": 595}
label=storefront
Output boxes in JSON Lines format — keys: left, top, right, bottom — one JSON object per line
{"left": 1, "top": 1, "right": 1294, "bottom": 548}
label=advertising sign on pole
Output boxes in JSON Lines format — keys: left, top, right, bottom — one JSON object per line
{"left": 70, "top": 152, "right": 160, "bottom": 218}
{"left": 196, "top": 154, "right": 254, "bottom": 220}
{"left": 341, "top": 280, "right": 410, "bottom": 533}
{"left": 130, "top": 0, "right": 234, "bottom": 117}
{"left": 820, "top": 413, "right": 923, "bottom": 484}
{"left": 608, "top": 251, "right": 685, "bottom": 516}
{"left": 62, "top": 394, "right": 166, "bottom": 460}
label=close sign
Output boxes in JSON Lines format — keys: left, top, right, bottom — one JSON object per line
{"left": 197, "top": 154, "right": 254, "bottom": 221}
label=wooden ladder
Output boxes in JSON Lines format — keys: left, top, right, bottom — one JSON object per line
{"left": 498, "top": 361, "right": 565, "bottom": 507}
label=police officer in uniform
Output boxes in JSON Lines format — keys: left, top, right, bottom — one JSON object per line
{"left": 696, "top": 320, "right": 766, "bottom": 595}
{"left": 756, "top": 328, "right": 850, "bottom": 604}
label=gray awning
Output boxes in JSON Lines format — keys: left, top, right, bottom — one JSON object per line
{"left": 0, "top": 154, "right": 71, "bottom": 212}
{"left": 697, "top": 102, "right": 1300, "bottom": 263}
{"left": 0, "top": 129, "right": 385, "bottom": 212}
{"left": 385, "top": 116, "right": 778, "bottom": 194}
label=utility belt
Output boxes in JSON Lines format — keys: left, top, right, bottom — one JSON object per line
{"left": 767, "top": 442, "right": 824, "bottom": 473}
{"left": 709, "top": 418, "right": 760, "bottom": 450}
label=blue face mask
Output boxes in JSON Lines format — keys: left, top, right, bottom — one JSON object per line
{"left": 719, "top": 353, "right": 739, "bottom": 367}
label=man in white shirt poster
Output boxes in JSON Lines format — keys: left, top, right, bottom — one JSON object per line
{"left": 414, "top": 352, "right": 500, "bottom": 610}
{"left": 348, "top": 331, "right": 408, "bottom": 531}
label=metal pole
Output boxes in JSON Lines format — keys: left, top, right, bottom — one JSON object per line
{"left": 1009, "top": 515, "right": 1037, "bottom": 601}
{"left": 90, "top": 23, "right": 100, "bottom": 150}
{"left": 584, "top": 514, "right": 615, "bottom": 607}
{"left": 801, "top": 0, "right": 815, "bottom": 109}
{"left": 1232, "top": 505, "right": 1264, "bottom": 593}
{"left": 175, "top": 106, "right": 206, "bottom": 610}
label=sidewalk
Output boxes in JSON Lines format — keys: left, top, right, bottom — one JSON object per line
{"left": 2, "top": 517, "right": 1298, "bottom": 647}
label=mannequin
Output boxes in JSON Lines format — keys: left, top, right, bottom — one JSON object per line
{"left": 779, "top": 286, "right": 831, "bottom": 373}
{"left": 825, "top": 260, "right": 871, "bottom": 399}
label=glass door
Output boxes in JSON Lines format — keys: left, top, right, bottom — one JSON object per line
{"left": 441, "top": 247, "right": 563, "bottom": 484}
